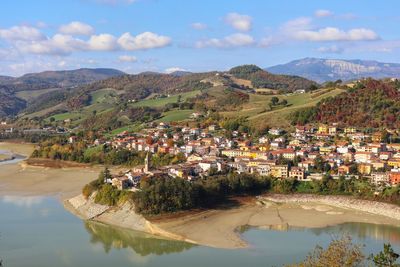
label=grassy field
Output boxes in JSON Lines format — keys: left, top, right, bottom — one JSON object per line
{"left": 156, "top": 109, "right": 193, "bottom": 122}
{"left": 130, "top": 90, "right": 200, "bottom": 108}
{"left": 221, "top": 88, "right": 345, "bottom": 128}
{"left": 16, "top": 88, "right": 61, "bottom": 101}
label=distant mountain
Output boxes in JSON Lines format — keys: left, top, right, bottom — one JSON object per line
{"left": 266, "top": 58, "right": 400, "bottom": 83}
{"left": 169, "top": 71, "right": 193, "bottom": 77}
{"left": 2, "top": 68, "right": 125, "bottom": 91}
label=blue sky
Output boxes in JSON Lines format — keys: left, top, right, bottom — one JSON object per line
{"left": 1, "top": 0, "right": 400, "bottom": 76}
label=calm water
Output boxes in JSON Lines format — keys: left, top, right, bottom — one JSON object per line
{"left": 0, "top": 196, "right": 399, "bottom": 267}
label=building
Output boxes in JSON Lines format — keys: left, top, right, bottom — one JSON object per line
{"left": 371, "top": 172, "right": 390, "bottom": 186}
{"left": 289, "top": 167, "right": 305, "bottom": 180}
{"left": 271, "top": 165, "right": 288, "bottom": 179}
{"left": 389, "top": 172, "right": 400, "bottom": 186}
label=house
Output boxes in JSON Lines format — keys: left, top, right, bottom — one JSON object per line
{"left": 268, "top": 128, "right": 283, "bottom": 136}
{"left": 371, "top": 172, "right": 390, "bottom": 186}
{"left": 111, "top": 177, "right": 131, "bottom": 190}
{"left": 354, "top": 152, "right": 373, "bottom": 163}
{"left": 358, "top": 163, "right": 372, "bottom": 175}
{"left": 389, "top": 172, "right": 400, "bottom": 186}
{"left": 187, "top": 154, "right": 203, "bottom": 162}
{"left": 208, "top": 124, "right": 219, "bottom": 131}
{"left": 271, "top": 165, "right": 288, "bottom": 178}
{"left": 289, "top": 167, "right": 305, "bottom": 180}
{"left": 388, "top": 159, "right": 400, "bottom": 168}
{"left": 338, "top": 165, "right": 351, "bottom": 175}
{"left": 328, "top": 126, "right": 337, "bottom": 135}
{"left": 318, "top": 125, "right": 328, "bottom": 134}
{"left": 344, "top": 127, "right": 357, "bottom": 134}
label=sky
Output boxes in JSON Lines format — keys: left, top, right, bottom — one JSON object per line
{"left": 1, "top": 0, "right": 400, "bottom": 76}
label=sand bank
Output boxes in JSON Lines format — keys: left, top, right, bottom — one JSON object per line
{"left": 64, "top": 192, "right": 400, "bottom": 249}
{"left": 0, "top": 142, "right": 100, "bottom": 199}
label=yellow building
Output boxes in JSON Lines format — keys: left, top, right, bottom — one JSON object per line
{"left": 357, "top": 163, "right": 372, "bottom": 175}
{"left": 271, "top": 165, "right": 288, "bottom": 178}
{"left": 221, "top": 149, "right": 267, "bottom": 159}
{"left": 344, "top": 127, "right": 357, "bottom": 134}
{"left": 388, "top": 159, "right": 400, "bottom": 168}
{"left": 318, "top": 125, "right": 328, "bottom": 134}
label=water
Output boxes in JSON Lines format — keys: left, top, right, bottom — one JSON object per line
{"left": 0, "top": 149, "right": 25, "bottom": 166}
{"left": 0, "top": 196, "right": 399, "bottom": 267}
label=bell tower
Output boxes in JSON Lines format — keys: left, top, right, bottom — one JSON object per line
{"left": 144, "top": 152, "right": 150, "bottom": 173}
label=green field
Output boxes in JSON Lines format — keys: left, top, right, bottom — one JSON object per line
{"left": 221, "top": 88, "right": 345, "bottom": 128}
{"left": 130, "top": 90, "right": 200, "bottom": 108}
{"left": 156, "top": 109, "right": 194, "bottom": 122}
{"left": 16, "top": 88, "right": 61, "bottom": 101}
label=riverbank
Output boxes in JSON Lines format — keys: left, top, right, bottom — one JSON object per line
{"left": 64, "top": 192, "right": 400, "bottom": 249}
{"left": 0, "top": 142, "right": 100, "bottom": 199}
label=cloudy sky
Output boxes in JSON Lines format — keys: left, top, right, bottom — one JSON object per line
{"left": 1, "top": 0, "right": 400, "bottom": 76}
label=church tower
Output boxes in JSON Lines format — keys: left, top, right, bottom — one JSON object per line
{"left": 144, "top": 152, "right": 150, "bottom": 173}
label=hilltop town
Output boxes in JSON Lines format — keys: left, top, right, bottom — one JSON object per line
{"left": 30, "top": 120, "right": 400, "bottom": 193}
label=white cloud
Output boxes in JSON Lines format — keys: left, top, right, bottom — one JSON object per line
{"left": 118, "top": 55, "right": 137, "bottom": 62}
{"left": 88, "top": 33, "right": 117, "bottom": 50}
{"left": 17, "top": 34, "right": 87, "bottom": 55}
{"left": 0, "top": 25, "right": 45, "bottom": 41}
{"left": 117, "top": 32, "right": 171, "bottom": 50}
{"left": 191, "top": 22, "right": 207, "bottom": 30}
{"left": 315, "top": 9, "right": 333, "bottom": 18}
{"left": 224, "top": 13, "right": 252, "bottom": 32}
{"left": 281, "top": 17, "right": 313, "bottom": 33}
{"left": 59, "top": 21, "right": 94, "bottom": 36}
{"left": 317, "top": 45, "right": 344, "bottom": 53}
{"left": 165, "top": 67, "right": 186, "bottom": 74}
{"left": 294, "top": 27, "right": 379, "bottom": 42}
{"left": 195, "top": 33, "right": 254, "bottom": 48}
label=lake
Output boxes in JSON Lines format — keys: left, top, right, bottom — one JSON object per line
{"left": 0, "top": 195, "right": 399, "bottom": 267}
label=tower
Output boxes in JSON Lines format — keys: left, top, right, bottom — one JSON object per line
{"left": 144, "top": 152, "right": 150, "bottom": 173}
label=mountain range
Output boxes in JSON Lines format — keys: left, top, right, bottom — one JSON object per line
{"left": 0, "top": 68, "right": 125, "bottom": 91}
{"left": 266, "top": 58, "right": 400, "bottom": 83}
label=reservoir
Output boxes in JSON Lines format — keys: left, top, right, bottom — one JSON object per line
{"left": 0, "top": 195, "right": 399, "bottom": 267}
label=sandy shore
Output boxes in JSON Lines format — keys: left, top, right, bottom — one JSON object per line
{"left": 153, "top": 195, "right": 400, "bottom": 249}
{"left": 0, "top": 142, "right": 100, "bottom": 199}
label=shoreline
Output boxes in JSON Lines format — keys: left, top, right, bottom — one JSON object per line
{"left": 1, "top": 142, "right": 399, "bottom": 249}
{"left": 64, "top": 192, "right": 400, "bottom": 249}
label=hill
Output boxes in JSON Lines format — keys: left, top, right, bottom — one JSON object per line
{"left": 0, "top": 68, "right": 125, "bottom": 117}
{"left": 291, "top": 79, "right": 400, "bottom": 128}
{"left": 4, "top": 68, "right": 125, "bottom": 92}
{"left": 229, "top": 64, "right": 317, "bottom": 92}
{"left": 267, "top": 58, "right": 400, "bottom": 83}
{"left": 0, "top": 88, "right": 26, "bottom": 117}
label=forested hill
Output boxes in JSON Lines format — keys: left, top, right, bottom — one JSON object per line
{"left": 291, "top": 79, "right": 400, "bottom": 128}
{"left": 2, "top": 68, "right": 125, "bottom": 91}
{"left": 229, "top": 64, "right": 317, "bottom": 92}
{"left": 0, "top": 88, "right": 26, "bottom": 117}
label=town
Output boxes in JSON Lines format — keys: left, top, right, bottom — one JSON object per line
{"left": 57, "top": 121, "right": 400, "bottom": 192}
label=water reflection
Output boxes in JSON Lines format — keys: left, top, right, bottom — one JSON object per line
{"left": 1, "top": 195, "right": 44, "bottom": 207}
{"left": 308, "top": 223, "right": 400, "bottom": 246}
{"left": 84, "top": 221, "right": 196, "bottom": 256}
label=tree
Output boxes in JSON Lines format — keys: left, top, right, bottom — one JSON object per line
{"left": 287, "top": 236, "right": 365, "bottom": 267}
{"left": 271, "top": 96, "right": 279, "bottom": 106}
{"left": 371, "top": 243, "right": 400, "bottom": 267}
